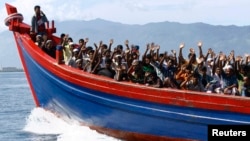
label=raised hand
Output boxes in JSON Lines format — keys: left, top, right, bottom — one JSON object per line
{"left": 197, "top": 41, "right": 202, "bottom": 47}
{"left": 110, "top": 39, "right": 114, "bottom": 45}
{"left": 146, "top": 43, "right": 150, "bottom": 50}
{"left": 171, "top": 49, "right": 176, "bottom": 55}
{"left": 99, "top": 40, "right": 103, "bottom": 47}
{"left": 179, "top": 43, "right": 185, "bottom": 49}
{"left": 155, "top": 45, "right": 160, "bottom": 50}
{"left": 124, "top": 40, "right": 129, "bottom": 46}
{"left": 208, "top": 48, "right": 213, "bottom": 54}
{"left": 84, "top": 38, "right": 89, "bottom": 44}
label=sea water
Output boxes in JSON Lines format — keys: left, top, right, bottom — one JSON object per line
{"left": 0, "top": 72, "right": 120, "bottom": 141}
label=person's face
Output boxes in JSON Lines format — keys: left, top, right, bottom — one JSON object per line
{"left": 117, "top": 57, "right": 122, "bottom": 64}
{"left": 207, "top": 60, "right": 213, "bottom": 65}
{"left": 225, "top": 68, "right": 233, "bottom": 76}
{"left": 132, "top": 54, "right": 137, "bottom": 59}
{"left": 153, "top": 55, "right": 157, "bottom": 61}
{"left": 192, "top": 77, "right": 198, "bottom": 85}
{"left": 105, "top": 51, "right": 111, "bottom": 57}
{"left": 69, "top": 45, "right": 74, "bottom": 51}
{"left": 88, "top": 52, "right": 94, "bottom": 59}
{"left": 202, "top": 70, "right": 206, "bottom": 75}
{"left": 117, "top": 47, "right": 122, "bottom": 52}
{"left": 43, "top": 35, "right": 47, "bottom": 42}
{"left": 147, "top": 73, "right": 155, "bottom": 83}
{"left": 244, "top": 77, "right": 250, "bottom": 85}
{"left": 145, "top": 58, "right": 150, "bottom": 64}
{"left": 36, "top": 36, "right": 42, "bottom": 42}
{"left": 79, "top": 41, "right": 83, "bottom": 46}
{"left": 35, "top": 8, "right": 40, "bottom": 15}
{"left": 167, "top": 60, "right": 172, "bottom": 66}
{"left": 74, "top": 51, "right": 78, "bottom": 57}
{"left": 184, "top": 67, "right": 190, "bottom": 73}
{"left": 77, "top": 61, "right": 82, "bottom": 68}
{"left": 132, "top": 63, "right": 138, "bottom": 69}
{"left": 46, "top": 42, "right": 52, "bottom": 49}
{"left": 215, "top": 67, "right": 221, "bottom": 74}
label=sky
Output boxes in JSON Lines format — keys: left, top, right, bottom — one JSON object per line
{"left": 1, "top": 0, "right": 250, "bottom": 33}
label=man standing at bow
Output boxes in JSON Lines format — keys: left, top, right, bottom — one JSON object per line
{"left": 30, "top": 5, "right": 48, "bottom": 41}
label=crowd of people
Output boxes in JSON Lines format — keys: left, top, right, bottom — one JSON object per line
{"left": 30, "top": 5, "right": 250, "bottom": 97}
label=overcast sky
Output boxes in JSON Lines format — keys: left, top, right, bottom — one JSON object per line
{"left": 1, "top": 0, "right": 250, "bottom": 33}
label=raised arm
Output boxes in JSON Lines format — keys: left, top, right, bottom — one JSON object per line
{"left": 178, "top": 43, "right": 185, "bottom": 67}
{"left": 197, "top": 41, "right": 204, "bottom": 59}
{"left": 159, "top": 51, "right": 167, "bottom": 68}
{"left": 93, "top": 41, "right": 102, "bottom": 61}
{"left": 155, "top": 45, "right": 160, "bottom": 61}
{"left": 108, "top": 39, "right": 113, "bottom": 51}
{"left": 142, "top": 43, "right": 150, "bottom": 61}
{"left": 204, "top": 48, "right": 213, "bottom": 61}
{"left": 91, "top": 56, "right": 101, "bottom": 74}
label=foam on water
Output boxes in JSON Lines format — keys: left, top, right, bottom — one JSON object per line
{"left": 23, "top": 108, "right": 120, "bottom": 141}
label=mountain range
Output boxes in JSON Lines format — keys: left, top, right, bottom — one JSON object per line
{"left": 1, "top": 18, "right": 250, "bottom": 67}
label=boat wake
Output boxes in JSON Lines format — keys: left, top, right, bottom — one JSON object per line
{"left": 23, "top": 107, "right": 120, "bottom": 141}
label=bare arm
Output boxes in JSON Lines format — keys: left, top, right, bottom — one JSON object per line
{"left": 178, "top": 43, "right": 185, "bottom": 67}
{"left": 91, "top": 57, "right": 101, "bottom": 74}
{"left": 142, "top": 43, "right": 150, "bottom": 61}
{"left": 197, "top": 41, "right": 204, "bottom": 59}
{"left": 159, "top": 51, "right": 167, "bottom": 68}
{"left": 108, "top": 39, "right": 113, "bottom": 51}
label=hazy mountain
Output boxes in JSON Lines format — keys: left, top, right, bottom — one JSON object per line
{"left": 1, "top": 18, "right": 250, "bottom": 67}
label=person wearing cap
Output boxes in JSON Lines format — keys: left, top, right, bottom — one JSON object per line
{"left": 68, "top": 48, "right": 79, "bottom": 68}
{"left": 113, "top": 54, "right": 128, "bottom": 81}
{"left": 30, "top": 5, "right": 48, "bottom": 40}
{"left": 221, "top": 64, "right": 239, "bottom": 95}
{"left": 35, "top": 34, "right": 43, "bottom": 48}
{"left": 74, "top": 59, "right": 83, "bottom": 70}
{"left": 127, "top": 60, "right": 144, "bottom": 84}
{"left": 205, "top": 57, "right": 214, "bottom": 77}
{"left": 42, "top": 40, "right": 55, "bottom": 58}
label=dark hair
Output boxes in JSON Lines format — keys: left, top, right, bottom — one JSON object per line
{"left": 60, "top": 33, "right": 65, "bottom": 39}
{"left": 102, "top": 44, "right": 108, "bottom": 49}
{"left": 68, "top": 37, "right": 73, "bottom": 42}
{"left": 188, "top": 53, "right": 196, "bottom": 59}
{"left": 201, "top": 66, "right": 207, "bottom": 71}
{"left": 86, "top": 46, "right": 93, "bottom": 51}
{"left": 79, "top": 38, "right": 84, "bottom": 43}
{"left": 134, "top": 45, "right": 139, "bottom": 50}
{"left": 34, "top": 5, "right": 40, "bottom": 10}
{"left": 117, "top": 45, "right": 123, "bottom": 50}
{"left": 146, "top": 54, "right": 152, "bottom": 59}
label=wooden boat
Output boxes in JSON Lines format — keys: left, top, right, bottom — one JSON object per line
{"left": 4, "top": 3, "right": 250, "bottom": 141}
